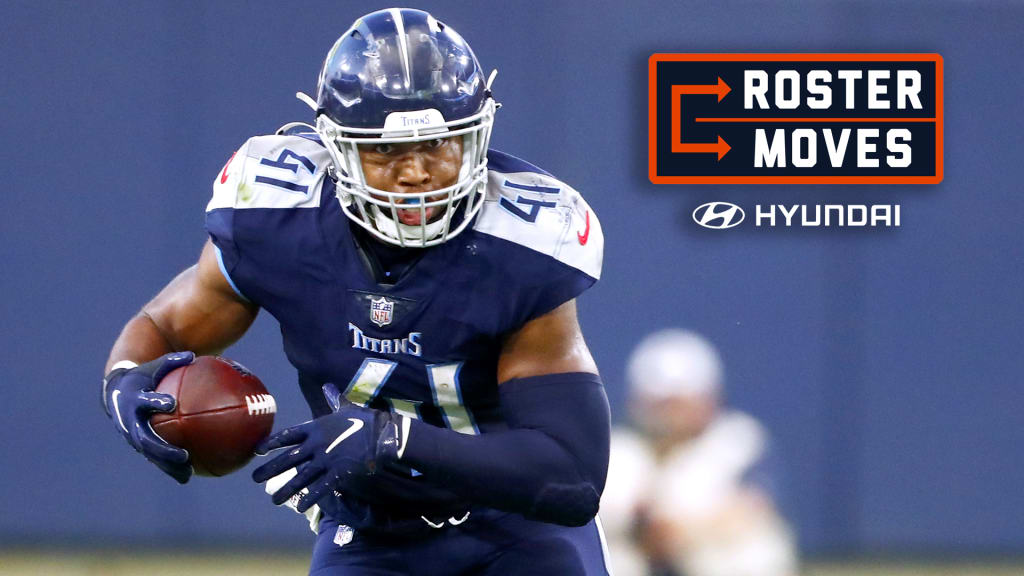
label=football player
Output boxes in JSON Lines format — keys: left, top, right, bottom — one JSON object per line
{"left": 601, "top": 330, "right": 796, "bottom": 576}
{"left": 101, "top": 8, "right": 611, "bottom": 575}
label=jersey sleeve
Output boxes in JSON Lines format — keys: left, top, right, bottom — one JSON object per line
{"left": 205, "top": 139, "right": 251, "bottom": 300}
{"left": 474, "top": 162, "right": 605, "bottom": 326}
{"left": 204, "top": 134, "right": 332, "bottom": 303}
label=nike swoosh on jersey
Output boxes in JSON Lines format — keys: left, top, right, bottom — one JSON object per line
{"left": 577, "top": 210, "right": 591, "bottom": 245}
{"left": 219, "top": 151, "right": 237, "bottom": 184}
{"left": 325, "top": 418, "right": 365, "bottom": 454}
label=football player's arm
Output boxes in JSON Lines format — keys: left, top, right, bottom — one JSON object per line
{"left": 102, "top": 240, "right": 258, "bottom": 482}
{"left": 105, "top": 240, "right": 258, "bottom": 371}
{"left": 398, "top": 299, "right": 610, "bottom": 526}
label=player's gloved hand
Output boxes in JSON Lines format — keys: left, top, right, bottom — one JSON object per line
{"left": 102, "top": 352, "right": 195, "bottom": 484}
{"left": 263, "top": 466, "right": 325, "bottom": 534}
{"left": 252, "top": 383, "right": 406, "bottom": 513}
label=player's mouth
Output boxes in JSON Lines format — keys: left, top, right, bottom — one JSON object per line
{"left": 396, "top": 196, "right": 445, "bottom": 226}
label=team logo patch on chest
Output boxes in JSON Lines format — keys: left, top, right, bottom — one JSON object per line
{"left": 370, "top": 296, "right": 395, "bottom": 327}
{"left": 348, "top": 289, "right": 419, "bottom": 329}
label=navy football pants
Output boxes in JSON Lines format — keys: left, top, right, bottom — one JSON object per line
{"left": 309, "top": 509, "right": 612, "bottom": 575}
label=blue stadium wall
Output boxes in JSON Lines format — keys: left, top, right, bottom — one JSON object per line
{"left": 1, "top": 0, "right": 1022, "bottom": 555}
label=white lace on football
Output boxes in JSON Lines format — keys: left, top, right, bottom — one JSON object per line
{"left": 245, "top": 394, "right": 277, "bottom": 416}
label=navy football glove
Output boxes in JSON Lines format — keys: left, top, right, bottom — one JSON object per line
{"left": 102, "top": 352, "right": 195, "bottom": 484}
{"left": 252, "top": 383, "right": 406, "bottom": 513}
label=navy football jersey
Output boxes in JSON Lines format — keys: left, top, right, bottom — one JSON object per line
{"left": 205, "top": 133, "right": 603, "bottom": 528}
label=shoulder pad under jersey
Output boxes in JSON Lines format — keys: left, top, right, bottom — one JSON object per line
{"left": 207, "top": 134, "right": 332, "bottom": 212}
{"left": 474, "top": 151, "right": 603, "bottom": 281}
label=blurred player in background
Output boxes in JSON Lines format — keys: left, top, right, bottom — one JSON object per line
{"left": 601, "top": 329, "right": 796, "bottom": 576}
{"left": 100, "top": 8, "right": 612, "bottom": 575}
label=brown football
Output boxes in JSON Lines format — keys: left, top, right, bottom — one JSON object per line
{"left": 150, "top": 356, "right": 276, "bottom": 477}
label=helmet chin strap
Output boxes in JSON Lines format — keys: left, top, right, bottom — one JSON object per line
{"left": 369, "top": 204, "right": 449, "bottom": 244}
{"left": 309, "top": 97, "right": 495, "bottom": 248}
{"left": 361, "top": 132, "right": 475, "bottom": 246}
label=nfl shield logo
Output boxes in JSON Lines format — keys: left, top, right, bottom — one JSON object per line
{"left": 334, "top": 525, "right": 354, "bottom": 547}
{"left": 370, "top": 296, "right": 394, "bottom": 327}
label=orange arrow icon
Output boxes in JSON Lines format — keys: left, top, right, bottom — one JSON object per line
{"left": 671, "top": 77, "right": 732, "bottom": 160}
{"left": 672, "top": 135, "right": 731, "bottom": 160}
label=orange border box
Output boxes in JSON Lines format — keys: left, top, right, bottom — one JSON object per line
{"left": 648, "top": 53, "right": 944, "bottom": 184}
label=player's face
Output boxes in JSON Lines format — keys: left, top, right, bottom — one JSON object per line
{"left": 358, "top": 136, "right": 463, "bottom": 227}
{"left": 635, "top": 393, "right": 718, "bottom": 444}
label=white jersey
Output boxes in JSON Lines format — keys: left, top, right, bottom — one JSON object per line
{"left": 602, "top": 411, "right": 797, "bottom": 576}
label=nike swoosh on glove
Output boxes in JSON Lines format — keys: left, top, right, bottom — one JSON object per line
{"left": 102, "top": 352, "right": 195, "bottom": 484}
{"left": 251, "top": 384, "right": 404, "bottom": 513}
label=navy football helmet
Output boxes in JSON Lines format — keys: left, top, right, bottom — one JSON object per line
{"left": 299, "top": 8, "right": 496, "bottom": 247}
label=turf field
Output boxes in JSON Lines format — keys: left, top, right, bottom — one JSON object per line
{"left": 0, "top": 551, "right": 1022, "bottom": 576}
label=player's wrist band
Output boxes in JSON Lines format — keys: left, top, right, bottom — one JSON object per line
{"left": 101, "top": 360, "right": 140, "bottom": 415}
{"left": 108, "top": 360, "right": 141, "bottom": 373}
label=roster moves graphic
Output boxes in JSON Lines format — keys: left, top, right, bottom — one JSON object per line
{"left": 649, "top": 54, "right": 943, "bottom": 184}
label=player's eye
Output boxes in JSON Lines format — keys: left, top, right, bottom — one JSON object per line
{"left": 427, "top": 138, "right": 445, "bottom": 149}
{"left": 374, "top": 143, "right": 394, "bottom": 154}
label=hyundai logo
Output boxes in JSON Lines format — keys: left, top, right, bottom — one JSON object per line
{"left": 693, "top": 202, "right": 745, "bottom": 229}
